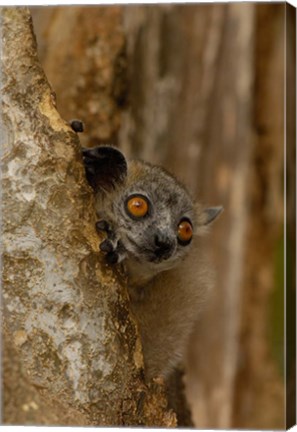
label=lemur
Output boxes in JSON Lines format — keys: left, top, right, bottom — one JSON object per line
{"left": 72, "top": 121, "right": 223, "bottom": 382}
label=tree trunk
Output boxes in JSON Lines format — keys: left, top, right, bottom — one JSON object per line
{"left": 1, "top": 7, "right": 175, "bottom": 427}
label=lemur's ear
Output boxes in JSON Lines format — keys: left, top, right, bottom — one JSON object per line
{"left": 201, "top": 206, "right": 223, "bottom": 225}
{"left": 82, "top": 146, "right": 127, "bottom": 192}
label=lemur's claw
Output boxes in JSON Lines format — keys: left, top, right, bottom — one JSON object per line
{"left": 96, "top": 220, "right": 112, "bottom": 234}
{"left": 99, "top": 239, "right": 114, "bottom": 253}
{"left": 70, "top": 119, "right": 84, "bottom": 133}
{"left": 106, "top": 251, "right": 119, "bottom": 264}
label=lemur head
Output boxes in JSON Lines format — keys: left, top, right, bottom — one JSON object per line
{"left": 83, "top": 146, "right": 222, "bottom": 273}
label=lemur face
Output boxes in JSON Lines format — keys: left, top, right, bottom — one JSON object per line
{"left": 82, "top": 146, "right": 222, "bottom": 268}
{"left": 113, "top": 163, "right": 195, "bottom": 266}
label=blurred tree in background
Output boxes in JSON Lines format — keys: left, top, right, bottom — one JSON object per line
{"left": 3, "top": 3, "right": 295, "bottom": 429}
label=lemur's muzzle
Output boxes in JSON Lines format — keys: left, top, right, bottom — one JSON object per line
{"left": 153, "top": 232, "right": 175, "bottom": 260}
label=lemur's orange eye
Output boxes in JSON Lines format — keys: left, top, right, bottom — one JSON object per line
{"left": 126, "top": 195, "right": 149, "bottom": 218}
{"left": 177, "top": 219, "right": 193, "bottom": 245}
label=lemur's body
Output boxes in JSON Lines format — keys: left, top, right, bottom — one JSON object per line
{"left": 81, "top": 144, "right": 222, "bottom": 381}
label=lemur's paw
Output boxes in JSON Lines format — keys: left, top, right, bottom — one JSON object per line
{"left": 106, "top": 251, "right": 120, "bottom": 265}
{"left": 99, "top": 238, "right": 114, "bottom": 253}
{"left": 69, "top": 119, "right": 84, "bottom": 133}
{"left": 100, "top": 239, "right": 126, "bottom": 265}
{"left": 96, "top": 220, "right": 126, "bottom": 265}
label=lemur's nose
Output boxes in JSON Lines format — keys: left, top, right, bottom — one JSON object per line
{"left": 154, "top": 233, "right": 174, "bottom": 258}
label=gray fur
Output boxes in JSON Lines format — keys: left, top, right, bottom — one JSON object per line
{"left": 85, "top": 148, "right": 222, "bottom": 380}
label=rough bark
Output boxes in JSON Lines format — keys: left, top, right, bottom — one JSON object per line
{"left": 1, "top": 7, "right": 176, "bottom": 427}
